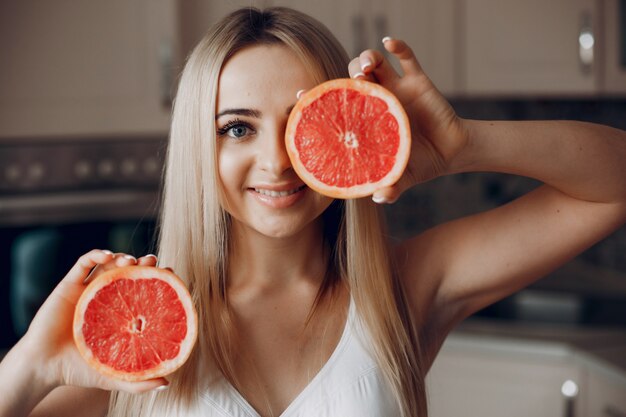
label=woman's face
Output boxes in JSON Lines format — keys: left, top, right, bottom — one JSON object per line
{"left": 216, "top": 44, "right": 333, "bottom": 239}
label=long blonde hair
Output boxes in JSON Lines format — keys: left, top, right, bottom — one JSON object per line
{"left": 109, "top": 7, "right": 426, "bottom": 417}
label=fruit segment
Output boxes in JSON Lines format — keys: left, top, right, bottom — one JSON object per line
{"left": 81, "top": 278, "right": 187, "bottom": 372}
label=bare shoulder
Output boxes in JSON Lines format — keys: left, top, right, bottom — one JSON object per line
{"left": 30, "top": 386, "right": 109, "bottom": 417}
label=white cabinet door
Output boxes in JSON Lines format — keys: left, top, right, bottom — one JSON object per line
{"left": 459, "top": 0, "right": 599, "bottom": 96}
{"left": 271, "top": 0, "right": 456, "bottom": 95}
{"left": 370, "top": 0, "right": 456, "bottom": 96}
{"left": 0, "top": 0, "right": 178, "bottom": 138}
{"left": 602, "top": 0, "right": 626, "bottom": 94}
{"left": 427, "top": 347, "right": 583, "bottom": 417}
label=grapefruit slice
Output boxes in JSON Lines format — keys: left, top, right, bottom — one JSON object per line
{"left": 73, "top": 265, "right": 197, "bottom": 381}
{"left": 285, "top": 78, "right": 411, "bottom": 199}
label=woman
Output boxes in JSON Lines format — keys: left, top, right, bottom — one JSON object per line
{"left": 1, "top": 7, "right": 625, "bottom": 417}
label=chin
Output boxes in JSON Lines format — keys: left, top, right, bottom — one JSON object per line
{"left": 256, "top": 224, "right": 301, "bottom": 239}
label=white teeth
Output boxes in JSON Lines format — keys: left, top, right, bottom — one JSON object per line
{"left": 254, "top": 185, "right": 304, "bottom": 197}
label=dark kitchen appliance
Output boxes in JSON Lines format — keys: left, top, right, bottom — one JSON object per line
{"left": 0, "top": 136, "right": 166, "bottom": 350}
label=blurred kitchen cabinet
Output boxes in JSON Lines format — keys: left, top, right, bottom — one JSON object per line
{"left": 179, "top": 0, "right": 271, "bottom": 52}
{"left": 367, "top": 0, "right": 456, "bottom": 96}
{"left": 427, "top": 337, "right": 584, "bottom": 417}
{"left": 270, "top": 0, "right": 456, "bottom": 95}
{"left": 180, "top": 0, "right": 456, "bottom": 95}
{"left": 0, "top": 0, "right": 178, "bottom": 138}
{"left": 458, "top": 0, "right": 600, "bottom": 96}
{"left": 586, "top": 367, "right": 626, "bottom": 417}
{"left": 602, "top": 0, "right": 626, "bottom": 94}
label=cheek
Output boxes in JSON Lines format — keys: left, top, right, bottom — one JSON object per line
{"left": 217, "top": 146, "right": 248, "bottom": 204}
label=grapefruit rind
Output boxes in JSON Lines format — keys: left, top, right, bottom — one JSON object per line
{"left": 285, "top": 78, "right": 411, "bottom": 199}
{"left": 73, "top": 266, "right": 198, "bottom": 382}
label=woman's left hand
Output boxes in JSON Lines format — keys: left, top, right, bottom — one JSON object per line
{"left": 348, "top": 38, "right": 469, "bottom": 203}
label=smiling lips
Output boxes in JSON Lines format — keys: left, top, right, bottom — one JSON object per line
{"left": 253, "top": 185, "right": 306, "bottom": 197}
{"left": 249, "top": 184, "right": 307, "bottom": 208}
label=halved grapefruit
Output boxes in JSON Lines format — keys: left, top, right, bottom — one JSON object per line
{"left": 73, "top": 265, "right": 197, "bottom": 381}
{"left": 285, "top": 78, "right": 411, "bottom": 199}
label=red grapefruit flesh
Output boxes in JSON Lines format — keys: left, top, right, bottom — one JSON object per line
{"left": 285, "top": 78, "right": 411, "bottom": 199}
{"left": 73, "top": 266, "right": 197, "bottom": 381}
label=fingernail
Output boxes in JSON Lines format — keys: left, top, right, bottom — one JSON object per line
{"left": 102, "top": 249, "right": 113, "bottom": 255}
{"left": 360, "top": 58, "right": 372, "bottom": 72}
{"left": 144, "top": 254, "right": 157, "bottom": 260}
{"left": 154, "top": 384, "right": 169, "bottom": 391}
{"left": 372, "top": 195, "right": 387, "bottom": 204}
{"left": 353, "top": 72, "right": 366, "bottom": 79}
{"left": 296, "top": 89, "right": 305, "bottom": 100}
{"left": 124, "top": 255, "right": 136, "bottom": 261}
{"left": 382, "top": 36, "right": 393, "bottom": 43}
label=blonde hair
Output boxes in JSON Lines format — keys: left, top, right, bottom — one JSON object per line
{"left": 108, "top": 7, "right": 426, "bottom": 417}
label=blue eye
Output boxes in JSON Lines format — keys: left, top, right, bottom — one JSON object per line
{"left": 228, "top": 124, "right": 248, "bottom": 138}
{"left": 217, "top": 119, "right": 255, "bottom": 139}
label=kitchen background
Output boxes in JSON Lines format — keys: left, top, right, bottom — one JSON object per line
{"left": 1, "top": 0, "right": 625, "bottom": 415}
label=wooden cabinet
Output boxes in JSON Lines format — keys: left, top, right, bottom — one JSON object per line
{"left": 0, "top": 0, "right": 178, "bottom": 138}
{"left": 458, "top": 0, "right": 600, "bottom": 96}
{"left": 179, "top": 0, "right": 456, "bottom": 95}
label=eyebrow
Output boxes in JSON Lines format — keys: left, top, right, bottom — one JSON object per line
{"left": 215, "top": 105, "right": 296, "bottom": 120}
{"left": 215, "top": 108, "right": 262, "bottom": 119}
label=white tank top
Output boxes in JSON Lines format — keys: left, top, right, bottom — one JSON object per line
{"left": 190, "top": 298, "right": 401, "bottom": 417}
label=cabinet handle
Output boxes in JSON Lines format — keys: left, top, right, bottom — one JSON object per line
{"left": 561, "top": 379, "right": 579, "bottom": 417}
{"left": 159, "top": 39, "right": 173, "bottom": 108}
{"left": 374, "top": 14, "right": 388, "bottom": 53}
{"left": 578, "top": 10, "right": 594, "bottom": 74}
{"left": 351, "top": 14, "right": 366, "bottom": 57}
{"left": 604, "top": 406, "right": 626, "bottom": 417}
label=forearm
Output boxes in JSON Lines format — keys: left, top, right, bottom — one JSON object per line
{"left": 0, "top": 337, "right": 57, "bottom": 417}
{"left": 450, "top": 119, "right": 626, "bottom": 204}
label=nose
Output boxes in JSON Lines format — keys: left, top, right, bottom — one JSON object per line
{"left": 258, "top": 125, "right": 292, "bottom": 176}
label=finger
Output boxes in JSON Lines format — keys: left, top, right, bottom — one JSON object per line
{"left": 348, "top": 56, "right": 375, "bottom": 82}
{"left": 110, "top": 377, "right": 169, "bottom": 394}
{"left": 381, "top": 37, "right": 424, "bottom": 78}
{"left": 137, "top": 254, "right": 158, "bottom": 266}
{"left": 113, "top": 253, "right": 138, "bottom": 267}
{"left": 359, "top": 48, "right": 400, "bottom": 84}
{"left": 84, "top": 251, "right": 140, "bottom": 283}
{"left": 64, "top": 250, "right": 115, "bottom": 285}
{"left": 371, "top": 185, "right": 402, "bottom": 205}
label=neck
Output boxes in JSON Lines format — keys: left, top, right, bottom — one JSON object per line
{"left": 227, "top": 218, "right": 329, "bottom": 294}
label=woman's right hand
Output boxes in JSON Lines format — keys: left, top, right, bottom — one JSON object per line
{"left": 20, "top": 249, "right": 169, "bottom": 393}
{"left": 348, "top": 38, "right": 470, "bottom": 203}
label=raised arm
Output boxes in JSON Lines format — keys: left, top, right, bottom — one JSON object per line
{"left": 349, "top": 39, "right": 626, "bottom": 359}
{"left": 407, "top": 120, "right": 626, "bottom": 334}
